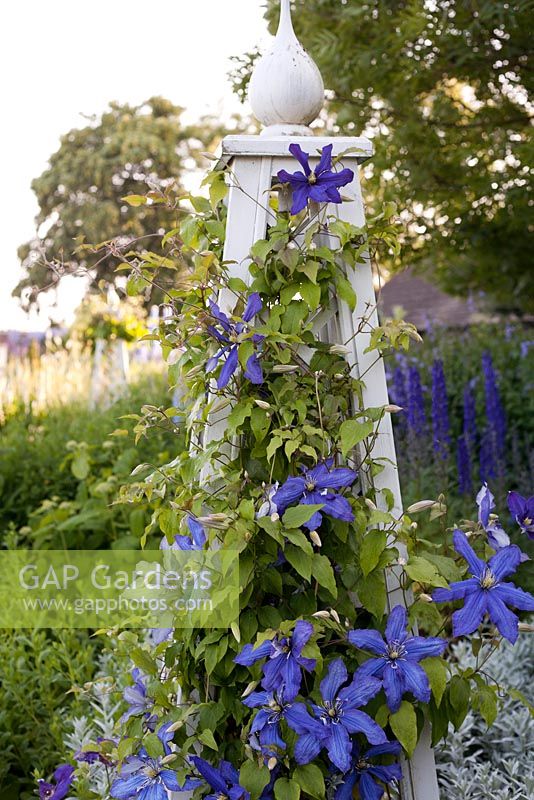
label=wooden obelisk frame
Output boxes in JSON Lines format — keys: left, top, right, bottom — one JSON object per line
{"left": 203, "top": 133, "right": 441, "bottom": 800}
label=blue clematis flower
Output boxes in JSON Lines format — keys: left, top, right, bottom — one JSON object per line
{"left": 120, "top": 668, "right": 156, "bottom": 725}
{"left": 234, "top": 620, "right": 316, "bottom": 700}
{"left": 160, "top": 514, "right": 207, "bottom": 551}
{"left": 75, "top": 737, "right": 116, "bottom": 766}
{"left": 286, "top": 658, "right": 386, "bottom": 773}
{"left": 348, "top": 606, "right": 446, "bottom": 713}
{"left": 332, "top": 741, "right": 402, "bottom": 800}
{"left": 206, "top": 294, "right": 264, "bottom": 389}
{"left": 476, "top": 483, "right": 511, "bottom": 549}
{"left": 272, "top": 461, "right": 357, "bottom": 531}
{"left": 277, "top": 144, "right": 354, "bottom": 215}
{"left": 38, "top": 764, "right": 75, "bottom": 800}
{"left": 433, "top": 529, "right": 534, "bottom": 643}
{"left": 508, "top": 491, "right": 534, "bottom": 539}
{"left": 111, "top": 724, "right": 198, "bottom": 800}
{"left": 242, "top": 687, "right": 300, "bottom": 756}
{"left": 191, "top": 757, "right": 250, "bottom": 800}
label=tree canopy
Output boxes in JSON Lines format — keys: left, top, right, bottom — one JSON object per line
{"left": 246, "top": 0, "right": 533, "bottom": 313}
{"left": 15, "top": 97, "right": 224, "bottom": 309}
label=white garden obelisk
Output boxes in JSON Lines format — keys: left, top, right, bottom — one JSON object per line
{"left": 205, "top": 3, "right": 441, "bottom": 797}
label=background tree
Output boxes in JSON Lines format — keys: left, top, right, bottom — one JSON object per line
{"left": 15, "top": 97, "right": 227, "bottom": 309}
{"left": 234, "top": 1, "right": 533, "bottom": 313}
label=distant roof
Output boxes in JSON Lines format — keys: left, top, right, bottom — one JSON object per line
{"left": 378, "top": 268, "right": 478, "bottom": 330}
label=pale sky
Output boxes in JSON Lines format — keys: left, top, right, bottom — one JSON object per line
{"left": 0, "top": 0, "right": 268, "bottom": 331}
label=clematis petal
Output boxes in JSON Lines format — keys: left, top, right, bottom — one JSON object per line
{"left": 433, "top": 578, "right": 480, "bottom": 603}
{"left": 452, "top": 589, "right": 487, "bottom": 638}
{"left": 358, "top": 772, "right": 384, "bottom": 800}
{"left": 315, "top": 144, "right": 334, "bottom": 176}
{"left": 383, "top": 664, "right": 404, "bottom": 712}
{"left": 234, "top": 639, "right": 273, "bottom": 666}
{"left": 290, "top": 185, "right": 311, "bottom": 215}
{"left": 242, "top": 690, "right": 271, "bottom": 709}
{"left": 341, "top": 709, "right": 387, "bottom": 744}
{"left": 138, "top": 784, "right": 167, "bottom": 800}
{"left": 339, "top": 675, "right": 382, "bottom": 708}
{"left": 277, "top": 168, "right": 309, "bottom": 185}
{"left": 262, "top": 654, "right": 286, "bottom": 694}
{"left": 260, "top": 721, "right": 286, "bottom": 752}
{"left": 208, "top": 301, "right": 232, "bottom": 332}
{"left": 285, "top": 702, "right": 320, "bottom": 735}
{"left": 488, "top": 545, "right": 522, "bottom": 581}
{"left": 347, "top": 629, "right": 387, "bottom": 656}
{"left": 244, "top": 353, "right": 264, "bottom": 385}
{"left": 191, "top": 757, "right": 228, "bottom": 794}
{"left": 242, "top": 292, "right": 262, "bottom": 323}
{"left": 317, "top": 167, "right": 354, "bottom": 188}
{"left": 187, "top": 515, "right": 207, "bottom": 548}
{"left": 281, "top": 654, "right": 304, "bottom": 700}
{"left": 507, "top": 491, "right": 525, "bottom": 519}
{"left": 368, "top": 763, "right": 403, "bottom": 784}
{"left": 217, "top": 345, "right": 239, "bottom": 389}
{"left": 493, "top": 581, "right": 534, "bottom": 611}
{"left": 476, "top": 483, "right": 494, "bottom": 528}
{"left": 327, "top": 723, "right": 352, "bottom": 773}
{"left": 292, "top": 620, "right": 314, "bottom": 655}
{"left": 404, "top": 635, "right": 447, "bottom": 661}
{"left": 306, "top": 463, "right": 357, "bottom": 489}
{"left": 385, "top": 606, "right": 408, "bottom": 643}
{"left": 272, "top": 477, "right": 306, "bottom": 514}
{"left": 161, "top": 770, "right": 186, "bottom": 792}
{"left": 366, "top": 741, "right": 402, "bottom": 758}
{"left": 320, "top": 493, "right": 354, "bottom": 523}
{"left": 486, "top": 593, "right": 519, "bottom": 643}
{"left": 333, "top": 771, "right": 359, "bottom": 800}
{"left": 220, "top": 761, "right": 240, "bottom": 785}
{"left": 320, "top": 658, "right": 348, "bottom": 703}
{"left": 111, "top": 774, "right": 149, "bottom": 799}
{"left": 294, "top": 732, "right": 323, "bottom": 765}
{"left": 452, "top": 529, "right": 485, "bottom": 577}
{"left": 250, "top": 709, "right": 270, "bottom": 734}
{"left": 289, "top": 144, "right": 312, "bottom": 175}
{"left": 399, "top": 660, "right": 431, "bottom": 704}
{"left": 354, "top": 658, "right": 386, "bottom": 679}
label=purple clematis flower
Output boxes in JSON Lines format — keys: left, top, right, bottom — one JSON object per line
{"left": 120, "top": 668, "right": 155, "bottom": 725}
{"left": 75, "top": 737, "right": 116, "bottom": 766}
{"left": 234, "top": 620, "right": 316, "bottom": 700}
{"left": 272, "top": 461, "right": 357, "bottom": 531}
{"left": 286, "top": 658, "right": 386, "bottom": 773}
{"left": 206, "top": 294, "right": 264, "bottom": 389}
{"left": 38, "top": 765, "right": 75, "bottom": 800}
{"left": 111, "top": 724, "right": 198, "bottom": 800}
{"left": 476, "top": 483, "right": 511, "bottom": 549}
{"left": 508, "top": 491, "right": 534, "bottom": 539}
{"left": 348, "top": 606, "right": 446, "bottom": 713}
{"left": 242, "top": 687, "right": 293, "bottom": 757}
{"left": 277, "top": 144, "right": 354, "bottom": 215}
{"left": 191, "top": 757, "right": 250, "bottom": 800}
{"left": 433, "top": 529, "right": 534, "bottom": 644}
{"left": 333, "top": 741, "right": 402, "bottom": 800}
{"left": 161, "top": 514, "right": 207, "bottom": 551}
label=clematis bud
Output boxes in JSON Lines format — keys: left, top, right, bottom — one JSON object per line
{"left": 334, "top": 373, "right": 345, "bottom": 380}
{"left": 166, "top": 720, "right": 184, "bottom": 732}
{"left": 271, "top": 512, "right": 280, "bottom": 522}
{"left": 272, "top": 364, "right": 299, "bottom": 373}
{"left": 385, "top": 404, "right": 403, "bottom": 413}
{"left": 330, "top": 608, "right": 341, "bottom": 624}
{"left": 365, "top": 498, "right": 377, "bottom": 511}
{"left": 197, "top": 513, "right": 230, "bottom": 529}
{"left": 254, "top": 399, "right": 272, "bottom": 410}
{"left": 309, "top": 530, "right": 322, "bottom": 547}
{"left": 161, "top": 753, "right": 177, "bottom": 765}
{"left": 419, "top": 593, "right": 433, "bottom": 603}
{"left": 312, "top": 610, "right": 331, "bottom": 619}
{"left": 267, "top": 757, "right": 278, "bottom": 771}
{"left": 329, "top": 344, "right": 350, "bottom": 355}
{"left": 241, "top": 681, "right": 260, "bottom": 698}
{"left": 407, "top": 500, "right": 436, "bottom": 513}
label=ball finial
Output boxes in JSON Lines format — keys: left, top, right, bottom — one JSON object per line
{"left": 248, "top": 0, "right": 325, "bottom": 135}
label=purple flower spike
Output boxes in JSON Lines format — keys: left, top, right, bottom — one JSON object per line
{"left": 433, "top": 529, "right": 534, "bottom": 643}
{"left": 38, "top": 764, "right": 75, "bottom": 800}
{"left": 277, "top": 144, "right": 354, "bottom": 215}
{"left": 508, "top": 492, "right": 534, "bottom": 539}
{"left": 348, "top": 606, "right": 446, "bottom": 713}
{"left": 285, "top": 658, "right": 386, "bottom": 773}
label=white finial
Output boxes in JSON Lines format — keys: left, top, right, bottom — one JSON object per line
{"left": 248, "top": 0, "right": 325, "bottom": 136}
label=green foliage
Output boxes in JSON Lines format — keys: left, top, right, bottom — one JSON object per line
{"left": 0, "top": 374, "right": 178, "bottom": 540}
{"left": 0, "top": 629, "right": 100, "bottom": 799}
{"left": 14, "top": 97, "right": 226, "bottom": 308}
{"left": 240, "top": 1, "right": 534, "bottom": 312}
